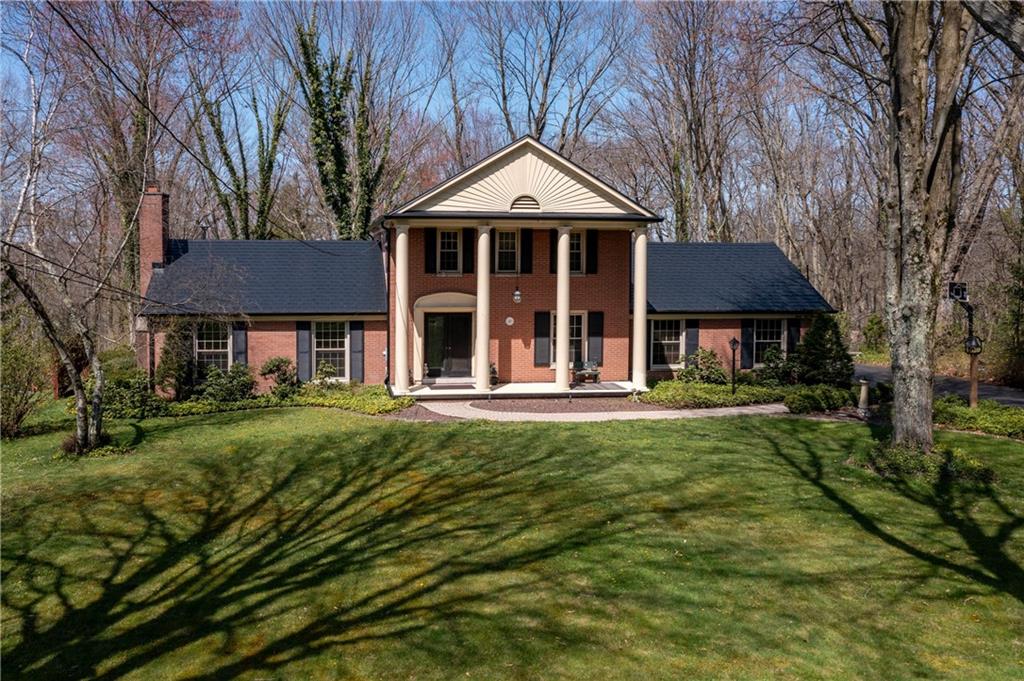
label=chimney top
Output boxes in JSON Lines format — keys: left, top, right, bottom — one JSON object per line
{"left": 145, "top": 183, "right": 162, "bottom": 194}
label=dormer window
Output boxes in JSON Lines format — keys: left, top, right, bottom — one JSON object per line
{"left": 511, "top": 195, "right": 540, "bottom": 211}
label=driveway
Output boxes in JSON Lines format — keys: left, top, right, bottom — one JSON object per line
{"left": 855, "top": 364, "right": 1024, "bottom": 407}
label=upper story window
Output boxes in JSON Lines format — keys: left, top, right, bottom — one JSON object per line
{"left": 651, "top": 319, "right": 683, "bottom": 368}
{"left": 438, "top": 229, "right": 461, "bottom": 273}
{"left": 313, "top": 321, "right": 348, "bottom": 379}
{"left": 551, "top": 312, "right": 585, "bottom": 364}
{"left": 496, "top": 230, "right": 518, "bottom": 273}
{"left": 754, "top": 319, "right": 784, "bottom": 364}
{"left": 196, "top": 322, "right": 230, "bottom": 371}
{"left": 569, "top": 232, "right": 584, "bottom": 273}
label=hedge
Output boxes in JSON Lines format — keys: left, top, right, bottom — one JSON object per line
{"left": 784, "top": 385, "right": 855, "bottom": 414}
{"left": 640, "top": 382, "right": 789, "bottom": 409}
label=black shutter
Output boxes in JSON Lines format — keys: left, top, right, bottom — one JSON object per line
{"left": 424, "top": 227, "right": 437, "bottom": 273}
{"left": 520, "top": 228, "right": 533, "bottom": 273}
{"left": 585, "top": 229, "right": 598, "bottom": 274}
{"left": 534, "top": 311, "right": 551, "bottom": 366}
{"left": 232, "top": 321, "right": 247, "bottom": 366}
{"left": 349, "top": 320, "right": 364, "bottom": 382}
{"left": 297, "top": 321, "right": 312, "bottom": 381}
{"left": 685, "top": 319, "right": 699, "bottom": 358}
{"left": 787, "top": 318, "right": 801, "bottom": 354}
{"left": 491, "top": 229, "right": 498, "bottom": 273}
{"left": 741, "top": 319, "right": 754, "bottom": 369}
{"left": 462, "top": 228, "right": 474, "bottom": 274}
{"left": 587, "top": 311, "right": 604, "bottom": 365}
{"left": 549, "top": 228, "right": 558, "bottom": 274}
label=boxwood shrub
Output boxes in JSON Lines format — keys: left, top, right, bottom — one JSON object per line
{"left": 640, "top": 382, "right": 788, "bottom": 409}
{"left": 783, "top": 385, "right": 854, "bottom": 414}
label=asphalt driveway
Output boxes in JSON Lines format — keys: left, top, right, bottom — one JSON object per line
{"left": 855, "top": 364, "right": 1024, "bottom": 407}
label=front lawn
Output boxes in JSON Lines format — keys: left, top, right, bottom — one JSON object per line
{"left": 2, "top": 409, "right": 1022, "bottom": 679}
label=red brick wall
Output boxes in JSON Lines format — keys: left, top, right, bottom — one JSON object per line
{"left": 363, "top": 320, "right": 387, "bottom": 384}
{"left": 142, "top": 318, "right": 386, "bottom": 392}
{"left": 247, "top": 321, "right": 298, "bottom": 390}
{"left": 698, "top": 319, "right": 743, "bottom": 371}
{"left": 388, "top": 228, "right": 632, "bottom": 384}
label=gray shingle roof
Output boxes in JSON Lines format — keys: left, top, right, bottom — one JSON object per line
{"left": 142, "top": 240, "right": 386, "bottom": 315}
{"left": 646, "top": 242, "right": 833, "bottom": 313}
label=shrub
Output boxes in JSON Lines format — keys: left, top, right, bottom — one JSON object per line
{"left": 783, "top": 384, "right": 854, "bottom": 414}
{"left": 676, "top": 348, "right": 728, "bottom": 385}
{"left": 156, "top": 319, "right": 198, "bottom": 400}
{"left": 792, "top": 314, "right": 854, "bottom": 387}
{"left": 755, "top": 346, "right": 799, "bottom": 386}
{"left": 194, "top": 364, "right": 256, "bottom": 403}
{"left": 100, "top": 370, "right": 168, "bottom": 419}
{"left": 857, "top": 442, "right": 995, "bottom": 485}
{"left": 932, "top": 394, "right": 1024, "bottom": 439}
{"left": 260, "top": 356, "right": 299, "bottom": 399}
{"left": 640, "top": 381, "right": 788, "bottom": 409}
{"left": 862, "top": 314, "right": 888, "bottom": 353}
{"left": 98, "top": 345, "right": 140, "bottom": 383}
{"left": 1, "top": 314, "right": 47, "bottom": 438}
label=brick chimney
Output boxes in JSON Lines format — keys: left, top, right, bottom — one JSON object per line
{"left": 139, "top": 184, "right": 169, "bottom": 297}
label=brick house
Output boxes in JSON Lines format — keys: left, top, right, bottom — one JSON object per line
{"left": 138, "top": 137, "right": 831, "bottom": 396}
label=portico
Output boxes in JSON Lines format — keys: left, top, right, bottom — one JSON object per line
{"left": 383, "top": 136, "right": 661, "bottom": 397}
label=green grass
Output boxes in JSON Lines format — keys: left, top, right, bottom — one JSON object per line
{"left": 2, "top": 408, "right": 1022, "bottom": 680}
{"left": 856, "top": 349, "right": 891, "bottom": 366}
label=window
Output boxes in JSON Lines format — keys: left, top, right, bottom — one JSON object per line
{"left": 754, "top": 319, "right": 785, "bottom": 364}
{"left": 569, "top": 232, "right": 583, "bottom": 273}
{"left": 438, "top": 229, "right": 460, "bottom": 273}
{"left": 651, "top": 319, "right": 683, "bottom": 368}
{"left": 195, "top": 322, "right": 230, "bottom": 371}
{"left": 496, "top": 230, "right": 518, "bottom": 273}
{"left": 551, "top": 313, "right": 585, "bottom": 364}
{"left": 314, "top": 321, "right": 348, "bottom": 379}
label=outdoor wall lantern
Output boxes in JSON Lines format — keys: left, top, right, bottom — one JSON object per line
{"left": 512, "top": 286, "right": 522, "bottom": 304}
{"left": 728, "top": 337, "right": 740, "bottom": 395}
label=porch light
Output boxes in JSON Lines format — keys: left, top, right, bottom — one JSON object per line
{"left": 512, "top": 287, "right": 522, "bottom": 304}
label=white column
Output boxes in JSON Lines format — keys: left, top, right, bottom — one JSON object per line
{"left": 475, "top": 225, "right": 492, "bottom": 391}
{"left": 394, "top": 224, "right": 410, "bottom": 393}
{"left": 555, "top": 225, "right": 572, "bottom": 390}
{"left": 632, "top": 225, "right": 648, "bottom": 389}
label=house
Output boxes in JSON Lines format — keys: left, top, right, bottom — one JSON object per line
{"left": 138, "top": 136, "right": 832, "bottom": 396}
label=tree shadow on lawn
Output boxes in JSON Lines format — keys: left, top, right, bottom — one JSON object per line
{"left": 1, "top": 424, "right": 673, "bottom": 680}
{"left": 760, "top": 422, "right": 1023, "bottom": 606}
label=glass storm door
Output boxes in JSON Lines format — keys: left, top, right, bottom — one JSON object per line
{"left": 424, "top": 313, "right": 472, "bottom": 378}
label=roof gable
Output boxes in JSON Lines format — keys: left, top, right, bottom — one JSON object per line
{"left": 394, "top": 137, "right": 657, "bottom": 218}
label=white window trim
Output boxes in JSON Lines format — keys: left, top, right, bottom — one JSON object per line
{"left": 194, "top": 322, "right": 232, "bottom": 370}
{"left": 549, "top": 310, "right": 587, "bottom": 367}
{"left": 569, "top": 231, "right": 585, "bottom": 274}
{"left": 495, "top": 228, "right": 519, "bottom": 274}
{"left": 312, "top": 320, "right": 351, "bottom": 382}
{"left": 650, "top": 319, "right": 685, "bottom": 370}
{"left": 437, "top": 229, "right": 462, "bottom": 274}
{"left": 753, "top": 318, "right": 786, "bottom": 366}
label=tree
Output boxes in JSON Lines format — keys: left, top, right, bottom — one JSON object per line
{"left": 294, "top": 11, "right": 354, "bottom": 238}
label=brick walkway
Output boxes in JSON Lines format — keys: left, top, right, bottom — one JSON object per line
{"left": 418, "top": 400, "right": 788, "bottom": 422}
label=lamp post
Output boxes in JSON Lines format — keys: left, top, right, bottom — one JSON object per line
{"left": 965, "top": 335, "right": 982, "bottom": 408}
{"left": 729, "top": 337, "right": 740, "bottom": 395}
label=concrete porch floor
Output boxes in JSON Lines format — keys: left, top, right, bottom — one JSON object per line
{"left": 401, "top": 381, "right": 641, "bottom": 400}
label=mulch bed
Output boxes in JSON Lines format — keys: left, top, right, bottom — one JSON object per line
{"left": 468, "top": 397, "right": 670, "bottom": 413}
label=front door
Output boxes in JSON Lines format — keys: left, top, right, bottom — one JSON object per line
{"left": 424, "top": 313, "right": 472, "bottom": 378}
